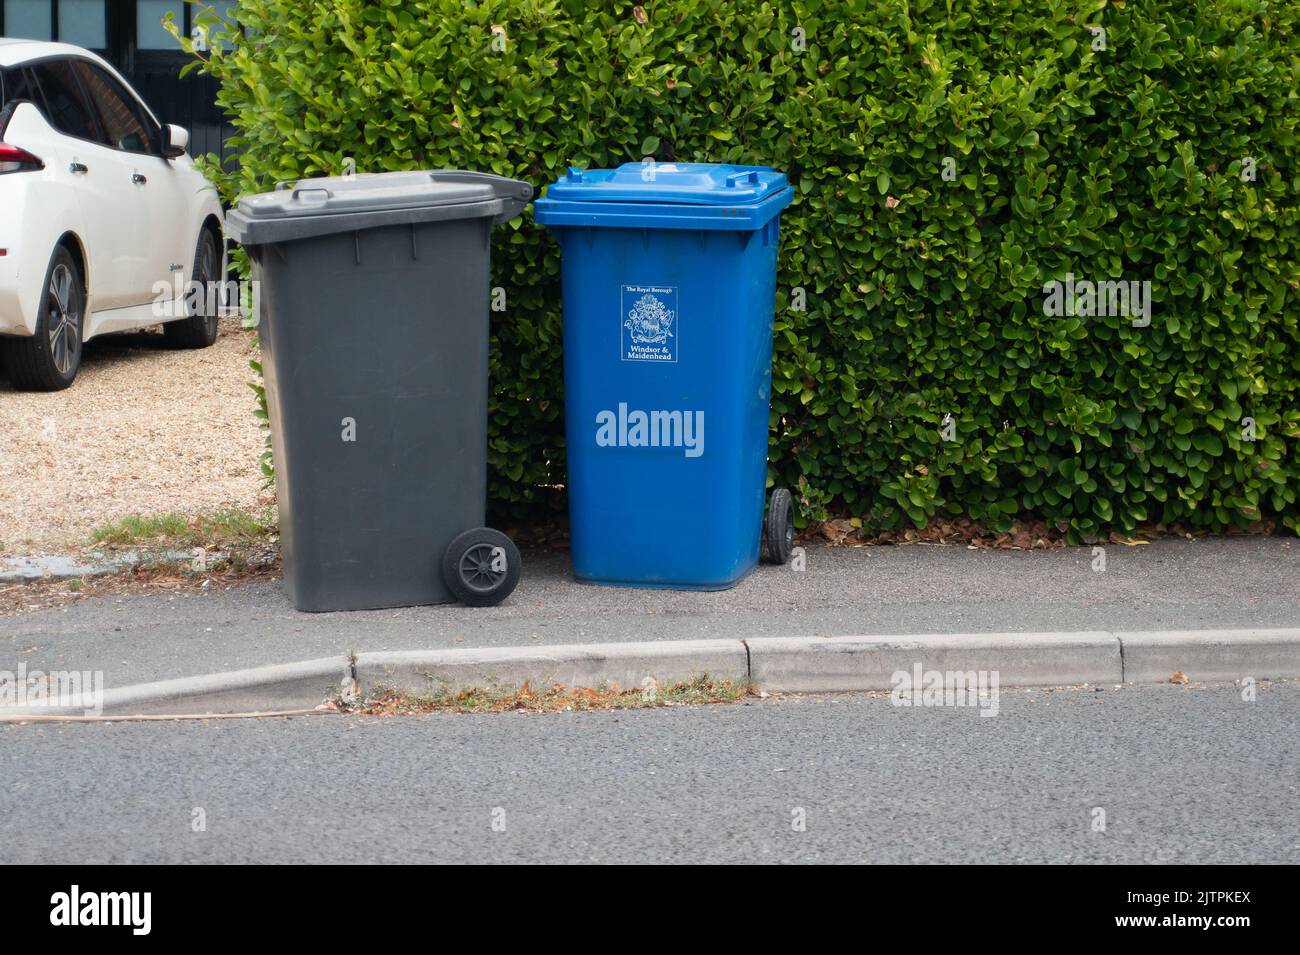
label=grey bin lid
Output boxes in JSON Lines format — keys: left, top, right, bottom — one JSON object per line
{"left": 227, "top": 169, "right": 533, "bottom": 246}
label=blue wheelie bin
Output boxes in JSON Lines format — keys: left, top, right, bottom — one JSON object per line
{"left": 534, "top": 162, "right": 796, "bottom": 589}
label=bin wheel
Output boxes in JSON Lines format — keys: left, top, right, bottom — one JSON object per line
{"left": 442, "top": 528, "right": 521, "bottom": 607}
{"left": 762, "top": 488, "right": 796, "bottom": 565}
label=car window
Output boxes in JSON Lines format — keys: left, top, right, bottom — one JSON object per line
{"left": 72, "top": 61, "right": 159, "bottom": 155}
{"left": 1, "top": 67, "right": 38, "bottom": 108}
{"left": 26, "top": 59, "right": 99, "bottom": 141}
{"left": 1, "top": 68, "right": 42, "bottom": 137}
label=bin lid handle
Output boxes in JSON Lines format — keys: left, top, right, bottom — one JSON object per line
{"left": 291, "top": 186, "right": 333, "bottom": 202}
{"left": 424, "top": 169, "right": 533, "bottom": 202}
{"left": 724, "top": 170, "right": 760, "bottom": 188}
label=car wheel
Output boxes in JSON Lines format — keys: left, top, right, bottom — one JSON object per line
{"left": 1, "top": 245, "right": 85, "bottom": 391}
{"left": 163, "top": 226, "right": 221, "bottom": 349}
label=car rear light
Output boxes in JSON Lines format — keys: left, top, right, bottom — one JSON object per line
{"left": 0, "top": 142, "right": 43, "bottom": 174}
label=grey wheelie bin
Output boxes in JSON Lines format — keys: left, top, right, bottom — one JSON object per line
{"left": 226, "top": 170, "right": 532, "bottom": 612}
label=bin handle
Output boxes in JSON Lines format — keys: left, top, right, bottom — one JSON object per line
{"left": 420, "top": 170, "right": 533, "bottom": 223}
{"left": 425, "top": 169, "right": 533, "bottom": 203}
{"left": 291, "top": 186, "right": 332, "bottom": 202}
{"left": 725, "top": 170, "right": 760, "bottom": 188}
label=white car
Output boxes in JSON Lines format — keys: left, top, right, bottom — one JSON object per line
{"left": 0, "top": 39, "right": 223, "bottom": 390}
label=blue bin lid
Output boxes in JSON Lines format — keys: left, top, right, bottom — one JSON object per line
{"left": 534, "top": 162, "right": 793, "bottom": 231}
{"left": 545, "top": 163, "right": 787, "bottom": 204}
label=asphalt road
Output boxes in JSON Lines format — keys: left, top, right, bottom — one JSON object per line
{"left": 3, "top": 681, "right": 1295, "bottom": 863}
{"left": 2, "top": 537, "right": 1298, "bottom": 688}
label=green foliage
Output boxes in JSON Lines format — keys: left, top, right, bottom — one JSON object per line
{"left": 184, "top": 0, "right": 1300, "bottom": 539}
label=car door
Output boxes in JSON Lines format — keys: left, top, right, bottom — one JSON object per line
{"left": 25, "top": 56, "right": 148, "bottom": 311}
{"left": 71, "top": 59, "right": 188, "bottom": 310}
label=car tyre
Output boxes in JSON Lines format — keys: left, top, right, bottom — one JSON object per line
{"left": 2, "top": 245, "right": 85, "bottom": 391}
{"left": 163, "top": 226, "right": 222, "bottom": 349}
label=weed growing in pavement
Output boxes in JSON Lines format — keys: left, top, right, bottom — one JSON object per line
{"left": 335, "top": 674, "right": 751, "bottom": 716}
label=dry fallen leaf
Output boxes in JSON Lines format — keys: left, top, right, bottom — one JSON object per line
{"left": 817, "top": 518, "right": 859, "bottom": 545}
{"left": 1170, "top": 671, "right": 1189, "bottom": 685}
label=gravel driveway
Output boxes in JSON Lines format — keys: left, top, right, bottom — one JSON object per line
{"left": 0, "top": 318, "right": 267, "bottom": 555}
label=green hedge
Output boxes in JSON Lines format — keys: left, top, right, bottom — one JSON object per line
{"left": 187, "top": 0, "right": 1300, "bottom": 538}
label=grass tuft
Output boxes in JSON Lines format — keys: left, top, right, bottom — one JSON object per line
{"left": 91, "top": 507, "right": 276, "bottom": 548}
{"left": 344, "top": 674, "right": 751, "bottom": 717}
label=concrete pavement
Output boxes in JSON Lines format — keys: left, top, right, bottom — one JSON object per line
{"left": 3, "top": 537, "right": 1297, "bottom": 691}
